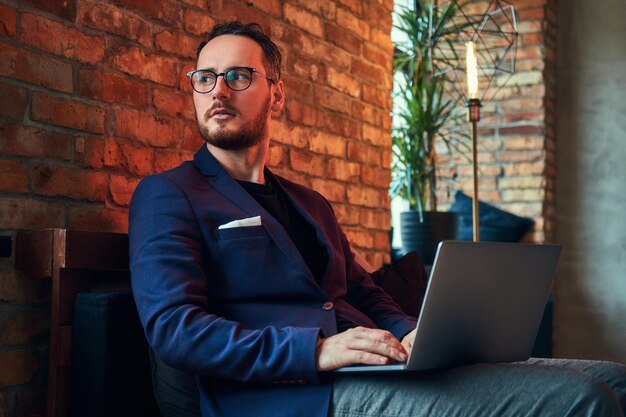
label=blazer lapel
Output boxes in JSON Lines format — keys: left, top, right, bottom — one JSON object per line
{"left": 192, "top": 147, "right": 324, "bottom": 288}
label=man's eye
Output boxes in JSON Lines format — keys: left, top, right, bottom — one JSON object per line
{"left": 197, "top": 73, "right": 215, "bottom": 84}
{"left": 228, "top": 70, "right": 251, "bottom": 81}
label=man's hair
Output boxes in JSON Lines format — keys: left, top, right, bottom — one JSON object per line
{"left": 196, "top": 21, "right": 282, "bottom": 81}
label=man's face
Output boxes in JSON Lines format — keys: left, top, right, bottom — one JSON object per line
{"left": 193, "top": 35, "right": 283, "bottom": 151}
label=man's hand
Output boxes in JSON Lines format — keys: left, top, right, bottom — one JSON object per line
{"left": 315, "top": 327, "right": 408, "bottom": 372}
{"left": 401, "top": 329, "right": 416, "bottom": 355}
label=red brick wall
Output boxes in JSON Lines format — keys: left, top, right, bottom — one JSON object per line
{"left": 0, "top": 0, "right": 394, "bottom": 414}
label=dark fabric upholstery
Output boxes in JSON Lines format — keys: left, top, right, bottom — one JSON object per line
{"left": 449, "top": 191, "right": 535, "bottom": 242}
{"left": 72, "top": 292, "right": 161, "bottom": 417}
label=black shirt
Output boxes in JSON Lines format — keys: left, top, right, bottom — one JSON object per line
{"left": 237, "top": 177, "right": 329, "bottom": 284}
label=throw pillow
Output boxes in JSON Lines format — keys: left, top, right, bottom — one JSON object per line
{"left": 449, "top": 191, "right": 534, "bottom": 242}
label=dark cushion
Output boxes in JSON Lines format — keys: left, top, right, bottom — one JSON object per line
{"left": 72, "top": 291, "right": 161, "bottom": 417}
{"left": 449, "top": 191, "right": 534, "bottom": 242}
{"left": 370, "top": 251, "right": 429, "bottom": 319}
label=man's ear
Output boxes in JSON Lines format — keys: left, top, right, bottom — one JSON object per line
{"left": 271, "top": 80, "right": 285, "bottom": 113}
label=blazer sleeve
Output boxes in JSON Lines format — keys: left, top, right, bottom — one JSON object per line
{"left": 129, "top": 175, "right": 321, "bottom": 384}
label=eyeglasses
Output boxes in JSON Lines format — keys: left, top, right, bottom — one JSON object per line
{"left": 186, "top": 67, "right": 276, "bottom": 94}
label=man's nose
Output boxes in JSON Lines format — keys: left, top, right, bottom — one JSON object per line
{"left": 212, "top": 75, "right": 230, "bottom": 99}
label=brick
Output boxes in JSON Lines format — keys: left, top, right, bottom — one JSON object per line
{"left": 285, "top": 100, "right": 325, "bottom": 128}
{"left": 370, "top": 26, "right": 393, "bottom": 51}
{"left": 0, "top": 3, "right": 17, "bottom": 37}
{"left": 31, "top": 92, "right": 105, "bottom": 134}
{"left": 313, "top": 86, "right": 352, "bottom": 114}
{"left": 351, "top": 101, "right": 381, "bottom": 125}
{"left": 77, "top": 68, "right": 150, "bottom": 107}
{"left": 153, "top": 149, "right": 191, "bottom": 173}
{"left": 347, "top": 185, "right": 383, "bottom": 208}
{"left": 336, "top": 8, "right": 370, "bottom": 39}
{"left": 271, "top": 120, "right": 310, "bottom": 148}
{"left": 153, "top": 87, "right": 195, "bottom": 120}
{"left": 0, "top": 307, "right": 49, "bottom": 345}
{"left": 0, "top": 349, "right": 39, "bottom": 387}
{"left": 111, "top": 0, "right": 180, "bottom": 25}
{"left": 498, "top": 176, "right": 544, "bottom": 189}
{"left": 0, "top": 43, "right": 73, "bottom": 93}
{"left": 291, "top": 0, "right": 336, "bottom": 19}
{"left": 0, "top": 125, "right": 73, "bottom": 160}
{"left": 327, "top": 67, "right": 361, "bottom": 98}
{"left": 362, "top": 84, "right": 389, "bottom": 109}
{"left": 289, "top": 149, "right": 326, "bottom": 176}
{"left": 502, "top": 189, "right": 544, "bottom": 203}
{"left": 500, "top": 149, "right": 545, "bottom": 163}
{"left": 77, "top": 0, "right": 152, "bottom": 48}
{"left": 362, "top": 43, "right": 391, "bottom": 70}
{"left": 20, "top": 13, "right": 105, "bottom": 64}
{"left": 352, "top": 58, "right": 388, "bottom": 87}
{"left": 249, "top": 0, "right": 282, "bottom": 18}
{"left": 374, "top": 230, "right": 391, "bottom": 252}
{"left": 0, "top": 160, "right": 29, "bottom": 193}
{"left": 0, "top": 197, "right": 64, "bottom": 229}
{"left": 503, "top": 136, "right": 545, "bottom": 150}
{"left": 69, "top": 204, "right": 129, "bottom": 233}
{"left": 75, "top": 136, "right": 105, "bottom": 168}
{"left": 503, "top": 162, "right": 545, "bottom": 176}
{"left": 283, "top": 4, "right": 323, "bottom": 37}
{"left": 155, "top": 30, "right": 198, "bottom": 59}
{"left": 499, "top": 124, "right": 544, "bottom": 136}
{"left": 347, "top": 141, "right": 378, "bottom": 165}
{"left": 109, "top": 174, "right": 140, "bottom": 207}
{"left": 182, "top": 124, "right": 204, "bottom": 152}
{"left": 33, "top": 165, "right": 108, "bottom": 201}
{"left": 104, "top": 139, "right": 153, "bottom": 176}
{"left": 220, "top": 2, "right": 271, "bottom": 31}
{"left": 324, "top": 23, "right": 361, "bottom": 55}
{"left": 309, "top": 131, "right": 346, "bottom": 158}
{"left": 362, "top": 124, "right": 390, "bottom": 147}
{"left": 183, "top": 8, "right": 215, "bottom": 36}
{"left": 336, "top": 0, "right": 362, "bottom": 14}
{"left": 326, "top": 158, "right": 360, "bottom": 182}
{"left": 115, "top": 108, "right": 180, "bottom": 147}
{"left": 309, "top": 178, "right": 346, "bottom": 203}
{"left": 284, "top": 29, "right": 351, "bottom": 72}
{"left": 281, "top": 74, "right": 312, "bottom": 100}
{"left": 287, "top": 51, "right": 328, "bottom": 82}
{"left": 0, "top": 82, "right": 28, "bottom": 121}
{"left": 325, "top": 112, "right": 361, "bottom": 139}
{"left": 360, "top": 208, "right": 390, "bottom": 230}
{"left": 108, "top": 45, "right": 179, "bottom": 87}
{"left": 344, "top": 228, "right": 374, "bottom": 249}
{"left": 364, "top": 2, "right": 391, "bottom": 31}
{"left": 361, "top": 165, "right": 390, "bottom": 189}
{"left": 332, "top": 203, "right": 359, "bottom": 225}
{"left": 21, "top": 0, "right": 76, "bottom": 21}
{"left": 267, "top": 144, "right": 288, "bottom": 168}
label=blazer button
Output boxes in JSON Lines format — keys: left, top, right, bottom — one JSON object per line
{"left": 322, "top": 301, "right": 334, "bottom": 311}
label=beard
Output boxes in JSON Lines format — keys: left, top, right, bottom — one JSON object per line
{"left": 198, "top": 95, "right": 271, "bottom": 151}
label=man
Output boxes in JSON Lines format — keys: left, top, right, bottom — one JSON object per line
{"left": 130, "top": 22, "right": 626, "bottom": 417}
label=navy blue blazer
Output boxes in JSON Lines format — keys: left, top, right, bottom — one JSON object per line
{"left": 129, "top": 146, "right": 416, "bottom": 417}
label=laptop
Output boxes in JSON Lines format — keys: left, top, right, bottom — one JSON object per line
{"left": 333, "top": 240, "right": 561, "bottom": 373}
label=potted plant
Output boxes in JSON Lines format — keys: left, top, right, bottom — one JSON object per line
{"left": 390, "top": 0, "right": 473, "bottom": 264}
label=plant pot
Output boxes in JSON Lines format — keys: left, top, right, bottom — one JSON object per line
{"left": 400, "top": 211, "right": 459, "bottom": 265}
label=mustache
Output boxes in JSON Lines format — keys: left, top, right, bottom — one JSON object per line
{"left": 204, "top": 102, "right": 239, "bottom": 120}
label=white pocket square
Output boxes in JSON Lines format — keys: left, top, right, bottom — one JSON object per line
{"left": 218, "top": 215, "right": 262, "bottom": 230}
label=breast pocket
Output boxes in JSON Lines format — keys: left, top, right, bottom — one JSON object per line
{"left": 215, "top": 225, "right": 268, "bottom": 241}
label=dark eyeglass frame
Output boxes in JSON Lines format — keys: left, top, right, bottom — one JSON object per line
{"left": 186, "top": 67, "right": 276, "bottom": 94}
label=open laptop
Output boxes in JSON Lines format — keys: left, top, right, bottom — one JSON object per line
{"left": 334, "top": 240, "right": 561, "bottom": 373}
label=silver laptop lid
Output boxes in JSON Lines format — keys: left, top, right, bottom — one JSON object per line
{"left": 407, "top": 241, "right": 561, "bottom": 371}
